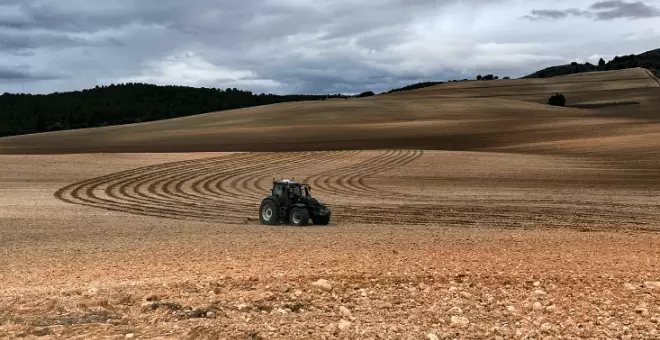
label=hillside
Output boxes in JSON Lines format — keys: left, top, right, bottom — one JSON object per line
{"left": 1, "top": 68, "right": 658, "bottom": 158}
{"left": 523, "top": 48, "right": 660, "bottom": 79}
{"left": 0, "top": 84, "right": 348, "bottom": 138}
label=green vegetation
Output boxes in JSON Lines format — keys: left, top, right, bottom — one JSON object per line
{"left": 385, "top": 81, "right": 445, "bottom": 94}
{"left": 548, "top": 93, "right": 566, "bottom": 107}
{"left": 476, "top": 74, "right": 502, "bottom": 81}
{"left": 523, "top": 48, "right": 660, "bottom": 78}
{"left": 357, "top": 91, "right": 375, "bottom": 98}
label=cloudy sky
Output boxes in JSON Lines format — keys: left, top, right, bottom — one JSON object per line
{"left": 1, "top": 0, "right": 659, "bottom": 95}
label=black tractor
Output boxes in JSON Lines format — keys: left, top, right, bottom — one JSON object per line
{"left": 259, "top": 179, "right": 331, "bottom": 226}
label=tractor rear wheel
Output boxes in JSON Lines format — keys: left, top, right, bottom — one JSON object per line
{"left": 259, "top": 199, "right": 279, "bottom": 225}
{"left": 289, "top": 207, "right": 309, "bottom": 226}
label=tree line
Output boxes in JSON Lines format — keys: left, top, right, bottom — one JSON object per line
{"left": 0, "top": 83, "right": 349, "bottom": 137}
{"left": 523, "top": 48, "right": 660, "bottom": 78}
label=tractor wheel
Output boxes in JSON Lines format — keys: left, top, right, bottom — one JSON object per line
{"left": 259, "top": 199, "right": 279, "bottom": 225}
{"left": 312, "top": 215, "right": 331, "bottom": 225}
{"left": 289, "top": 207, "right": 310, "bottom": 226}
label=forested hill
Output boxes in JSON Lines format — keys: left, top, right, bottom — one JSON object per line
{"left": 0, "top": 83, "right": 348, "bottom": 137}
{"left": 523, "top": 48, "right": 660, "bottom": 78}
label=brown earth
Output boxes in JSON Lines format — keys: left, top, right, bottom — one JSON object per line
{"left": 1, "top": 69, "right": 660, "bottom": 339}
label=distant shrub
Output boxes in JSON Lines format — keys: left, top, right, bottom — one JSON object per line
{"left": 386, "top": 81, "right": 444, "bottom": 94}
{"left": 548, "top": 93, "right": 566, "bottom": 107}
{"left": 494, "top": 76, "right": 499, "bottom": 80}
{"left": 476, "top": 75, "right": 482, "bottom": 80}
{"left": 503, "top": 76, "right": 510, "bottom": 79}
{"left": 482, "top": 74, "right": 494, "bottom": 81}
{"left": 357, "top": 91, "right": 375, "bottom": 98}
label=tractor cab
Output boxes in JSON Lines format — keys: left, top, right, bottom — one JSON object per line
{"left": 271, "top": 180, "right": 310, "bottom": 204}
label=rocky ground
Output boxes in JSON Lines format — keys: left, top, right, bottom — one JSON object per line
{"left": 2, "top": 224, "right": 659, "bottom": 340}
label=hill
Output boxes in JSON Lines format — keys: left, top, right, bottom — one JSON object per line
{"left": 0, "top": 84, "right": 349, "bottom": 138}
{"left": 1, "top": 68, "right": 658, "bottom": 158}
{"left": 523, "top": 48, "right": 660, "bottom": 79}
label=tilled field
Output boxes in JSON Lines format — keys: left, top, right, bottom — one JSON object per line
{"left": 1, "top": 150, "right": 660, "bottom": 339}
{"left": 53, "top": 150, "right": 660, "bottom": 230}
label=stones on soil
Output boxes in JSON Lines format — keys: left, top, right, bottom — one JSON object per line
{"left": 338, "top": 319, "right": 352, "bottom": 331}
{"left": 450, "top": 316, "right": 470, "bottom": 328}
{"left": 339, "top": 306, "right": 352, "bottom": 317}
{"left": 623, "top": 283, "right": 638, "bottom": 290}
{"left": 311, "top": 279, "right": 332, "bottom": 292}
{"left": 643, "top": 281, "right": 660, "bottom": 289}
{"left": 448, "top": 306, "right": 463, "bottom": 315}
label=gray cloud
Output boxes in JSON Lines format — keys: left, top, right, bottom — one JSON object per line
{"left": 0, "top": 1, "right": 183, "bottom": 32}
{"left": 525, "top": 0, "right": 660, "bottom": 21}
{"left": 0, "top": 65, "right": 62, "bottom": 81}
{"left": 589, "top": 0, "right": 660, "bottom": 19}
{"left": 1, "top": 0, "right": 659, "bottom": 95}
{"left": 0, "top": 31, "right": 124, "bottom": 51}
{"left": 524, "top": 8, "right": 591, "bottom": 20}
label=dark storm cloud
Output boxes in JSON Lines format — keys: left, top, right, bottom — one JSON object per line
{"left": 0, "top": 66, "right": 62, "bottom": 81}
{"left": 523, "top": 9, "right": 590, "bottom": 20}
{"left": 589, "top": 0, "right": 660, "bottom": 19}
{"left": 0, "top": 1, "right": 183, "bottom": 32}
{"left": 525, "top": 0, "right": 660, "bottom": 21}
{"left": 0, "top": 31, "right": 120, "bottom": 51}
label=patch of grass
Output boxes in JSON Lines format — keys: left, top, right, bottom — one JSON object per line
{"left": 245, "top": 331, "right": 264, "bottom": 340}
{"left": 33, "top": 310, "right": 116, "bottom": 327}
{"left": 568, "top": 101, "right": 640, "bottom": 109}
{"left": 144, "top": 300, "right": 218, "bottom": 319}
{"left": 252, "top": 302, "right": 273, "bottom": 313}
{"left": 282, "top": 301, "right": 308, "bottom": 313}
{"left": 115, "top": 293, "right": 136, "bottom": 306}
{"left": 29, "top": 327, "right": 52, "bottom": 337}
{"left": 184, "top": 308, "right": 209, "bottom": 319}
{"left": 145, "top": 301, "right": 183, "bottom": 312}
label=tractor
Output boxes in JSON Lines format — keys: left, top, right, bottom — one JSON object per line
{"left": 259, "top": 179, "right": 331, "bottom": 226}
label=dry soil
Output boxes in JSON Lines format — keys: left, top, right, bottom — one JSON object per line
{"left": 1, "top": 69, "right": 660, "bottom": 339}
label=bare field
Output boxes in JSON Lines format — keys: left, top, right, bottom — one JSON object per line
{"left": 2, "top": 150, "right": 660, "bottom": 339}
{"left": 1, "top": 69, "right": 660, "bottom": 339}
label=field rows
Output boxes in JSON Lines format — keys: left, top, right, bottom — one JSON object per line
{"left": 54, "top": 151, "right": 660, "bottom": 230}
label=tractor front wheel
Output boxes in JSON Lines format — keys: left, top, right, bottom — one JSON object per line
{"left": 259, "top": 199, "right": 279, "bottom": 225}
{"left": 312, "top": 215, "right": 330, "bottom": 225}
{"left": 289, "top": 207, "right": 310, "bottom": 226}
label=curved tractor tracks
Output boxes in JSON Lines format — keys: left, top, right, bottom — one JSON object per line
{"left": 302, "top": 149, "right": 424, "bottom": 199}
{"left": 55, "top": 150, "right": 428, "bottom": 225}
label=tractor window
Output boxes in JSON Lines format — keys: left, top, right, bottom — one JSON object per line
{"left": 292, "top": 186, "right": 302, "bottom": 196}
{"left": 273, "top": 185, "right": 283, "bottom": 197}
